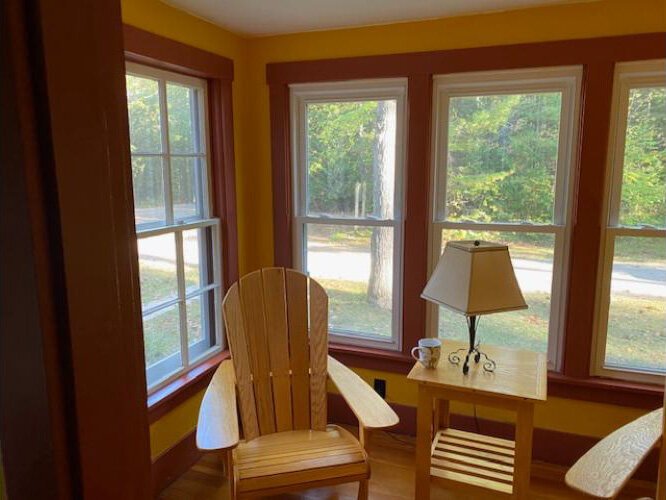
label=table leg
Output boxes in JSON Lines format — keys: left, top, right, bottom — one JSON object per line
{"left": 513, "top": 402, "right": 535, "bottom": 499}
{"left": 223, "top": 449, "right": 235, "bottom": 498}
{"left": 433, "top": 398, "right": 450, "bottom": 433}
{"left": 415, "top": 386, "right": 433, "bottom": 500}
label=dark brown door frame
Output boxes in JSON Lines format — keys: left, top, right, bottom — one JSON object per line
{"left": 1, "top": 1, "right": 77, "bottom": 497}
{"left": 1, "top": 0, "right": 152, "bottom": 498}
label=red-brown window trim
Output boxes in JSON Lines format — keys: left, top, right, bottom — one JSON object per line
{"left": 147, "top": 350, "right": 230, "bottom": 423}
{"left": 123, "top": 25, "right": 239, "bottom": 419}
{"left": 268, "top": 32, "right": 666, "bottom": 409}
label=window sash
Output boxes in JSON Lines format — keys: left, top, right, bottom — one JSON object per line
{"left": 138, "top": 220, "right": 221, "bottom": 316}
{"left": 140, "top": 220, "right": 223, "bottom": 392}
{"left": 593, "top": 231, "right": 666, "bottom": 382}
{"left": 290, "top": 79, "right": 407, "bottom": 350}
{"left": 593, "top": 60, "right": 666, "bottom": 382}
{"left": 606, "top": 62, "right": 666, "bottom": 230}
{"left": 429, "top": 67, "right": 582, "bottom": 370}
{"left": 293, "top": 219, "right": 404, "bottom": 349}
{"left": 432, "top": 67, "right": 581, "bottom": 225}
{"left": 127, "top": 62, "right": 223, "bottom": 393}
{"left": 430, "top": 222, "right": 568, "bottom": 368}
{"left": 127, "top": 62, "right": 211, "bottom": 231}
{"left": 291, "top": 79, "right": 407, "bottom": 223}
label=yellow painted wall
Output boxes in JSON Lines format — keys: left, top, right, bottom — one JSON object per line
{"left": 150, "top": 390, "right": 206, "bottom": 458}
{"left": 121, "top": 0, "right": 666, "bottom": 460}
{"left": 150, "top": 367, "right": 648, "bottom": 460}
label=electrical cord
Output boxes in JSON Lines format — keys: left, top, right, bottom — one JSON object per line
{"left": 385, "top": 430, "right": 416, "bottom": 446}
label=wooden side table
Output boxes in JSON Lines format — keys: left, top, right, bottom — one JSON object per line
{"left": 407, "top": 341, "right": 547, "bottom": 499}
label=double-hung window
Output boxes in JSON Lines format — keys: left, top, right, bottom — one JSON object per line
{"left": 290, "top": 79, "right": 407, "bottom": 350}
{"left": 594, "top": 60, "right": 666, "bottom": 381}
{"left": 430, "top": 67, "right": 582, "bottom": 368}
{"left": 126, "top": 63, "right": 223, "bottom": 392}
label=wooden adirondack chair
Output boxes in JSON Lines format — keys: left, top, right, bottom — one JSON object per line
{"left": 565, "top": 381, "right": 665, "bottom": 500}
{"left": 196, "top": 268, "right": 399, "bottom": 498}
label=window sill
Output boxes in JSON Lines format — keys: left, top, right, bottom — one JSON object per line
{"left": 147, "top": 350, "right": 230, "bottom": 423}
{"left": 547, "top": 372, "right": 663, "bottom": 408}
{"left": 329, "top": 343, "right": 415, "bottom": 371}
{"left": 329, "top": 345, "right": 664, "bottom": 409}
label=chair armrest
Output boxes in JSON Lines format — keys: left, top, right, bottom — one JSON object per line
{"left": 196, "top": 360, "right": 240, "bottom": 451}
{"left": 327, "top": 355, "right": 399, "bottom": 430}
{"left": 565, "top": 407, "right": 663, "bottom": 499}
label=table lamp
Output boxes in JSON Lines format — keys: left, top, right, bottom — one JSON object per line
{"left": 422, "top": 240, "right": 527, "bottom": 374}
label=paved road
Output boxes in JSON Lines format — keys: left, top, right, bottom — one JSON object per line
{"left": 306, "top": 244, "right": 666, "bottom": 298}
{"left": 137, "top": 235, "right": 666, "bottom": 299}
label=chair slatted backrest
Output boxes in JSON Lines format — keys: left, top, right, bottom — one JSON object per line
{"left": 223, "top": 268, "right": 329, "bottom": 440}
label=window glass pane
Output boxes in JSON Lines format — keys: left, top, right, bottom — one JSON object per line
{"left": 438, "top": 230, "right": 555, "bottom": 353}
{"left": 171, "top": 157, "right": 202, "bottom": 222}
{"left": 143, "top": 304, "right": 182, "bottom": 386}
{"left": 305, "top": 224, "right": 393, "bottom": 337}
{"left": 183, "top": 228, "right": 213, "bottom": 293}
{"left": 305, "top": 100, "right": 397, "bottom": 219}
{"left": 187, "top": 290, "right": 216, "bottom": 362}
{"left": 138, "top": 233, "right": 178, "bottom": 309}
{"left": 187, "top": 295, "right": 203, "bottom": 346}
{"left": 605, "top": 236, "right": 666, "bottom": 373}
{"left": 167, "top": 83, "right": 199, "bottom": 154}
{"left": 619, "top": 87, "right": 666, "bottom": 228}
{"left": 444, "top": 92, "right": 562, "bottom": 224}
{"left": 132, "top": 156, "right": 165, "bottom": 226}
{"left": 126, "top": 75, "right": 162, "bottom": 153}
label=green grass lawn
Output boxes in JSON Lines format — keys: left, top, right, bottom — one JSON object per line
{"left": 143, "top": 305, "right": 181, "bottom": 366}
{"left": 439, "top": 292, "right": 551, "bottom": 353}
{"left": 139, "top": 264, "right": 203, "bottom": 366}
{"left": 142, "top": 297, "right": 204, "bottom": 366}
{"left": 606, "top": 294, "right": 666, "bottom": 372}
{"left": 320, "top": 278, "right": 664, "bottom": 371}
{"left": 139, "top": 262, "right": 199, "bottom": 305}
{"left": 320, "top": 278, "right": 392, "bottom": 336}
{"left": 139, "top": 255, "right": 665, "bottom": 373}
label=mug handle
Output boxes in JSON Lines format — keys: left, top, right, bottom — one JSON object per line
{"left": 411, "top": 346, "right": 422, "bottom": 361}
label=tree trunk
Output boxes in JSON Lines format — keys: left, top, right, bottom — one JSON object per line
{"left": 368, "top": 101, "right": 396, "bottom": 310}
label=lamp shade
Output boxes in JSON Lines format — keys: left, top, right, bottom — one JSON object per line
{"left": 422, "top": 240, "right": 527, "bottom": 316}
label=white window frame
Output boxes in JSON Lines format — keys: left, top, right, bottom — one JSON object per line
{"left": 592, "top": 59, "right": 666, "bottom": 383}
{"left": 126, "top": 62, "right": 224, "bottom": 394}
{"left": 428, "top": 66, "right": 582, "bottom": 370}
{"left": 290, "top": 78, "right": 407, "bottom": 351}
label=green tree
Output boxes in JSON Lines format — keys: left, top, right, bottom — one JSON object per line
{"left": 307, "top": 102, "right": 378, "bottom": 215}
{"left": 446, "top": 93, "right": 561, "bottom": 224}
{"left": 126, "top": 76, "right": 200, "bottom": 214}
{"left": 620, "top": 87, "right": 666, "bottom": 227}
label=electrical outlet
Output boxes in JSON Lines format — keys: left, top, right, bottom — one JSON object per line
{"left": 373, "top": 378, "right": 386, "bottom": 399}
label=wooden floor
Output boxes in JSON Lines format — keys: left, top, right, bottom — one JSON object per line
{"left": 161, "top": 429, "right": 653, "bottom": 499}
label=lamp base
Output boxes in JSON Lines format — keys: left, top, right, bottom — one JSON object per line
{"left": 447, "top": 315, "right": 497, "bottom": 375}
{"left": 448, "top": 344, "right": 497, "bottom": 374}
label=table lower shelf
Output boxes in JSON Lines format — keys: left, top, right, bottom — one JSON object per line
{"left": 430, "top": 428, "right": 516, "bottom": 495}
